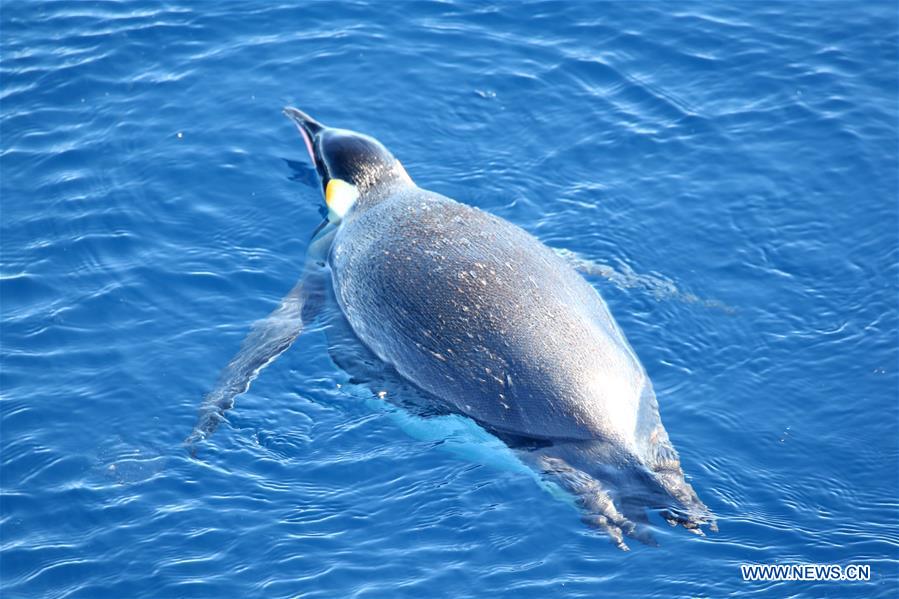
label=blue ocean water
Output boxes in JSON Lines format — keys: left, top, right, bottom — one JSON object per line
{"left": 2, "top": 1, "right": 897, "bottom": 597}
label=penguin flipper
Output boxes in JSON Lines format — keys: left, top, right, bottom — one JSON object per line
{"left": 186, "top": 222, "right": 335, "bottom": 452}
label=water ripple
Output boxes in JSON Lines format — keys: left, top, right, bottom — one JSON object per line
{"left": 2, "top": 1, "right": 897, "bottom": 598}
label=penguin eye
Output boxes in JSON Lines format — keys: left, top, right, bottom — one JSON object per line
{"left": 325, "top": 178, "right": 359, "bottom": 223}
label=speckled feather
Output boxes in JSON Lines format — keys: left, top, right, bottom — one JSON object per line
{"left": 331, "top": 184, "right": 655, "bottom": 452}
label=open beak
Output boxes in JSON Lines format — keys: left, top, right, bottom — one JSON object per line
{"left": 283, "top": 107, "right": 324, "bottom": 163}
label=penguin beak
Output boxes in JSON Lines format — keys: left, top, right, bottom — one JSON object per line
{"left": 283, "top": 107, "right": 324, "bottom": 164}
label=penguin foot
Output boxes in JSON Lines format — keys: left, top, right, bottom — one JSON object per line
{"left": 538, "top": 456, "right": 655, "bottom": 551}
{"left": 660, "top": 506, "right": 718, "bottom": 534}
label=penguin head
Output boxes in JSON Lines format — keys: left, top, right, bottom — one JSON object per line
{"left": 284, "top": 107, "right": 412, "bottom": 223}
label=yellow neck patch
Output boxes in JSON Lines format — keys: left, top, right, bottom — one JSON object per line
{"left": 325, "top": 178, "right": 359, "bottom": 223}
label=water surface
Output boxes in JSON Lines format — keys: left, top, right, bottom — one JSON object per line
{"left": 2, "top": 2, "right": 897, "bottom": 597}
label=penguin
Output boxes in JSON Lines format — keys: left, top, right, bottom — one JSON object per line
{"left": 189, "top": 108, "right": 715, "bottom": 549}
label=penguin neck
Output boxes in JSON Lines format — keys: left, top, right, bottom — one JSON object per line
{"left": 352, "top": 170, "right": 417, "bottom": 212}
